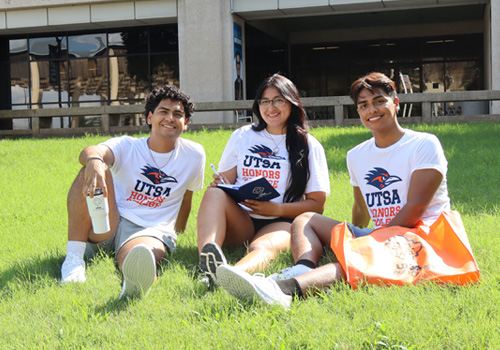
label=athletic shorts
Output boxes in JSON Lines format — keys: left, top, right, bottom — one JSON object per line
{"left": 85, "top": 216, "right": 176, "bottom": 258}
{"left": 347, "top": 222, "right": 374, "bottom": 238}
{"left": 251, "top": 217, "right": 294, "bottom": 233}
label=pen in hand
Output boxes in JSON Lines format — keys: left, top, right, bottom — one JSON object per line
{"left": 210, "top": 163, "right": 226, "bottom": 184}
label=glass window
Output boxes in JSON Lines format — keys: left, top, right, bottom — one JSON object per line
{"left": 245, "top": 24, "right": 287, "bottom": 96}
{"left": 108, "top": 32, "right": 124, "bottom": 48}
{"left": 68, "top": 33, "right": 107, "bottom": 58}
{"left": 398, "top": 67, "right": 421, "bottom": 93}
{"left": 445, "top": 61, "right": 482, "bottom": 91}
{"left": 31, "top": 60, "right": 70, "bottom": 108}
{"left": 29, "top": 36, "right": 67, "bottom": 59}
{"left": 150, "top": 25, "right": 178, "bottom": 53}
{"left": 9, "top": 39, "right": 28, "bottom": 60}
{"left": 151, "top": 53, "right": 179, "bottom": 88}
{"left": 117, "top": 28, "right": 149, "bottom": 55}
{"left": 325, "top": 46, "right": 351, "bottom": 96}
{"left": 111, "top": 54, "right": 149, "bottom": 103}
{"left": 422, "top": 62, "right": 444, "bottom": 92}
{"left": 69, "top": 57, "right": 108, "bottom": 105}
{"left": 10, "top": 61, "right": 29, "bottom": 104}
{"left": 444, "top": 36, "right": 482, "bottom": 61}
{"left": 4, "top": 25, "right": 180, "bottom": 115}
{"left": 422, "top": 39, "right": 446, "bottom": 62}
{"left": 115, "top": 54, "right": 149, "bottom": 102}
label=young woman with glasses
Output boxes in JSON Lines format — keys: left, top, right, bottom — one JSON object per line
{"left": 196, "top": 74, "right": 330, "bottom": 286}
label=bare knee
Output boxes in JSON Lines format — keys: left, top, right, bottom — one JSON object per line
{"left": 67, "top": 168, "right": 85, "bottom": 201}
{"left": 292, "top": 212, "right": 316, "bottom": 233}
{"left": 247, "top": 234, "right": 290, "bottom": 257}
{"left": 246, "top": 242, "right": 280, "bottom": 261}
{"left": 199, "top": 187, "right": 231, "bottom": 215}
{"left": 202, "top": 186, "right": 226, "bottom": 202}
{"left": 116, "top": 237, "right": 166, "bottom": 269}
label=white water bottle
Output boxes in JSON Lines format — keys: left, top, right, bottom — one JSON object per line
{"left": 86, "top": 188, "right": 110, "bottom": 234}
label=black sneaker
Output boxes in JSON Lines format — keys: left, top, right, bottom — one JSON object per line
{"left": 199, "top": 242, "right": 227, "bottom": 285}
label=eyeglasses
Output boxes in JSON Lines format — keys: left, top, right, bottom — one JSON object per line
{"left": 258, "top": 97, "right": 286, "bottom": 108}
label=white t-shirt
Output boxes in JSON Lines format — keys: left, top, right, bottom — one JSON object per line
{"left": 347, "top": 129, "right": 450, "bottom": 229}
{"left": 218, "top": 125, "right": 330, "bottom": 219}
{"left": 102, "top": 135, "right": 205, "bottom": 236}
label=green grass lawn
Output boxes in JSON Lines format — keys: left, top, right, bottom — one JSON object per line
{"left": 0, "top": 122, "right": 499, "bottom": 349}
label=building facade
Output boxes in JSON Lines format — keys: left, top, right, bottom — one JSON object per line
{"left": 0, "top": 0, "right": 498, "bottom": 129}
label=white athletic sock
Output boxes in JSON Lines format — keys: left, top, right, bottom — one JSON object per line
{"left": 66, "top": 241, "right": 87, "bottom": 258}
{"left": 288, "top": 264, "right": 313, "bottom": 277}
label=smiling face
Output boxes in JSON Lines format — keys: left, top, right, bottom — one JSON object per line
{"left": 258, "top": 86, "right": 292, "bottom": 134}
{"left": 147, "top": 98, "right": 187, "bottom": 143}
{"left": 356, "top": 88, "right": 400, "bottom": 135}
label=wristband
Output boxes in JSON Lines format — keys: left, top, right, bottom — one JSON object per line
{"left": 86, "top": 156, "right": 104, "bottom": 165}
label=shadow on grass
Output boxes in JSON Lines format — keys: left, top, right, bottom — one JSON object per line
{"left": 0, "top": 250, "right": 119, "bottom": 299}
{"left": 0, "top": 250, "right": 65, "bottom": 296}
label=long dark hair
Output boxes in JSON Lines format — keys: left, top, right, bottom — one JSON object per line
{"left": 251, "top": 74, "right": 310, "bottom": 203}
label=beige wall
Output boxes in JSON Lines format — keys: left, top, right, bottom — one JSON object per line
{"left": 0, "top": 0, "right": 123, "bottom": 10}
{"left": 0, "top": 0, "right": 177, "bottom": 33}
{"left": 178, "top": 0, "right": 241, "bottom": 124}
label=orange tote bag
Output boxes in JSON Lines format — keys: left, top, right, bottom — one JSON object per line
{"left": 330, "top": 211, "right": 480, "bottom": 289}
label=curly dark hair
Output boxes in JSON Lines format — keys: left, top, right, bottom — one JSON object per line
{"left": 144, "top": 84, "right": 195, "bottom": 121}
{"left": 251, "top": 74, "right": 310, "bottom": 203}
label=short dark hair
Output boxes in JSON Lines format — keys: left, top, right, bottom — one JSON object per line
{"left": 349, "top": 72, "right": 397, "bottom": 104}
{"left": 144, "top": 84, "right": 195, "bottom": 121}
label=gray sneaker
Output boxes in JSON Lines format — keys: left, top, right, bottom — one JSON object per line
{"left": 217, "top": 265, "right": 292, "bottom": 309}
{"left": 199, "top": 242, "right": 227, "bottom": 285}
{"left": 119, "top": 244, "right": 156, "bottom": 300}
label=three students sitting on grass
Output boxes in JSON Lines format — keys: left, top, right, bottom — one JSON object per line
{"left": 61, "top": 72, "right": 476, "bottom": 306}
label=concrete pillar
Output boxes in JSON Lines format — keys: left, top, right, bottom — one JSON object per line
{"left": 178, "top": 0, "right": 240, "bottom": 124}
{"left": 489, "top": 1, "right": 500, "bottom": 114}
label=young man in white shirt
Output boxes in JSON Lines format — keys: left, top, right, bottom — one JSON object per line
{"left": 61, "top": 85, "right": 206, "bottom": 300}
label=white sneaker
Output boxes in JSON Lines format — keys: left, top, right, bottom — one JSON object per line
{"left": 61, "top": 253, "right": 86, "bottom": 284}
{"left": 217, "top": 265, "right": 292, "bottom": 309}
{"left": 119, "top": 244, "right": 156, "bottom": 300}
{"left": 270, "top": 264, "right": 313, "bottom": 281}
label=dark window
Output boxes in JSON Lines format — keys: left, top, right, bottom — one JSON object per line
{"left": 289, "top": 34, "right": 483, "bottom": 119}
{"left": 5, "top": 24, "right": 179, "bottom": 115}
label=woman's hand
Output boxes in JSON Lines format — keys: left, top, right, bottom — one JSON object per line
{"left": 209, "top": 173, "right": 230, "bottom": 187}
{"left": 243, "top": 199, "right": 281, "bottom": 217}
{"left": 209, "top": 166, "right": 236, "bottom": 187}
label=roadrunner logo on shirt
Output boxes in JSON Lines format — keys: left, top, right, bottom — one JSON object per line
{"left": 365, "top": 167, "right": 402, "bottom": 190}
{"left": 247, "top": 145, "right": 285, "bottom": 160}
{"left": 140, "top": 165, "right": 178, "bottom": 185}
{"left": 364, "top": 167, "right": 403, "bottom": 228}
{"left": 125, "top": 164, "right": 178, "bottom": 208}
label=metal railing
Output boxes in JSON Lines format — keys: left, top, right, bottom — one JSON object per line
{"left": 1, "top": 90, "right": 500, "bottom": 138}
